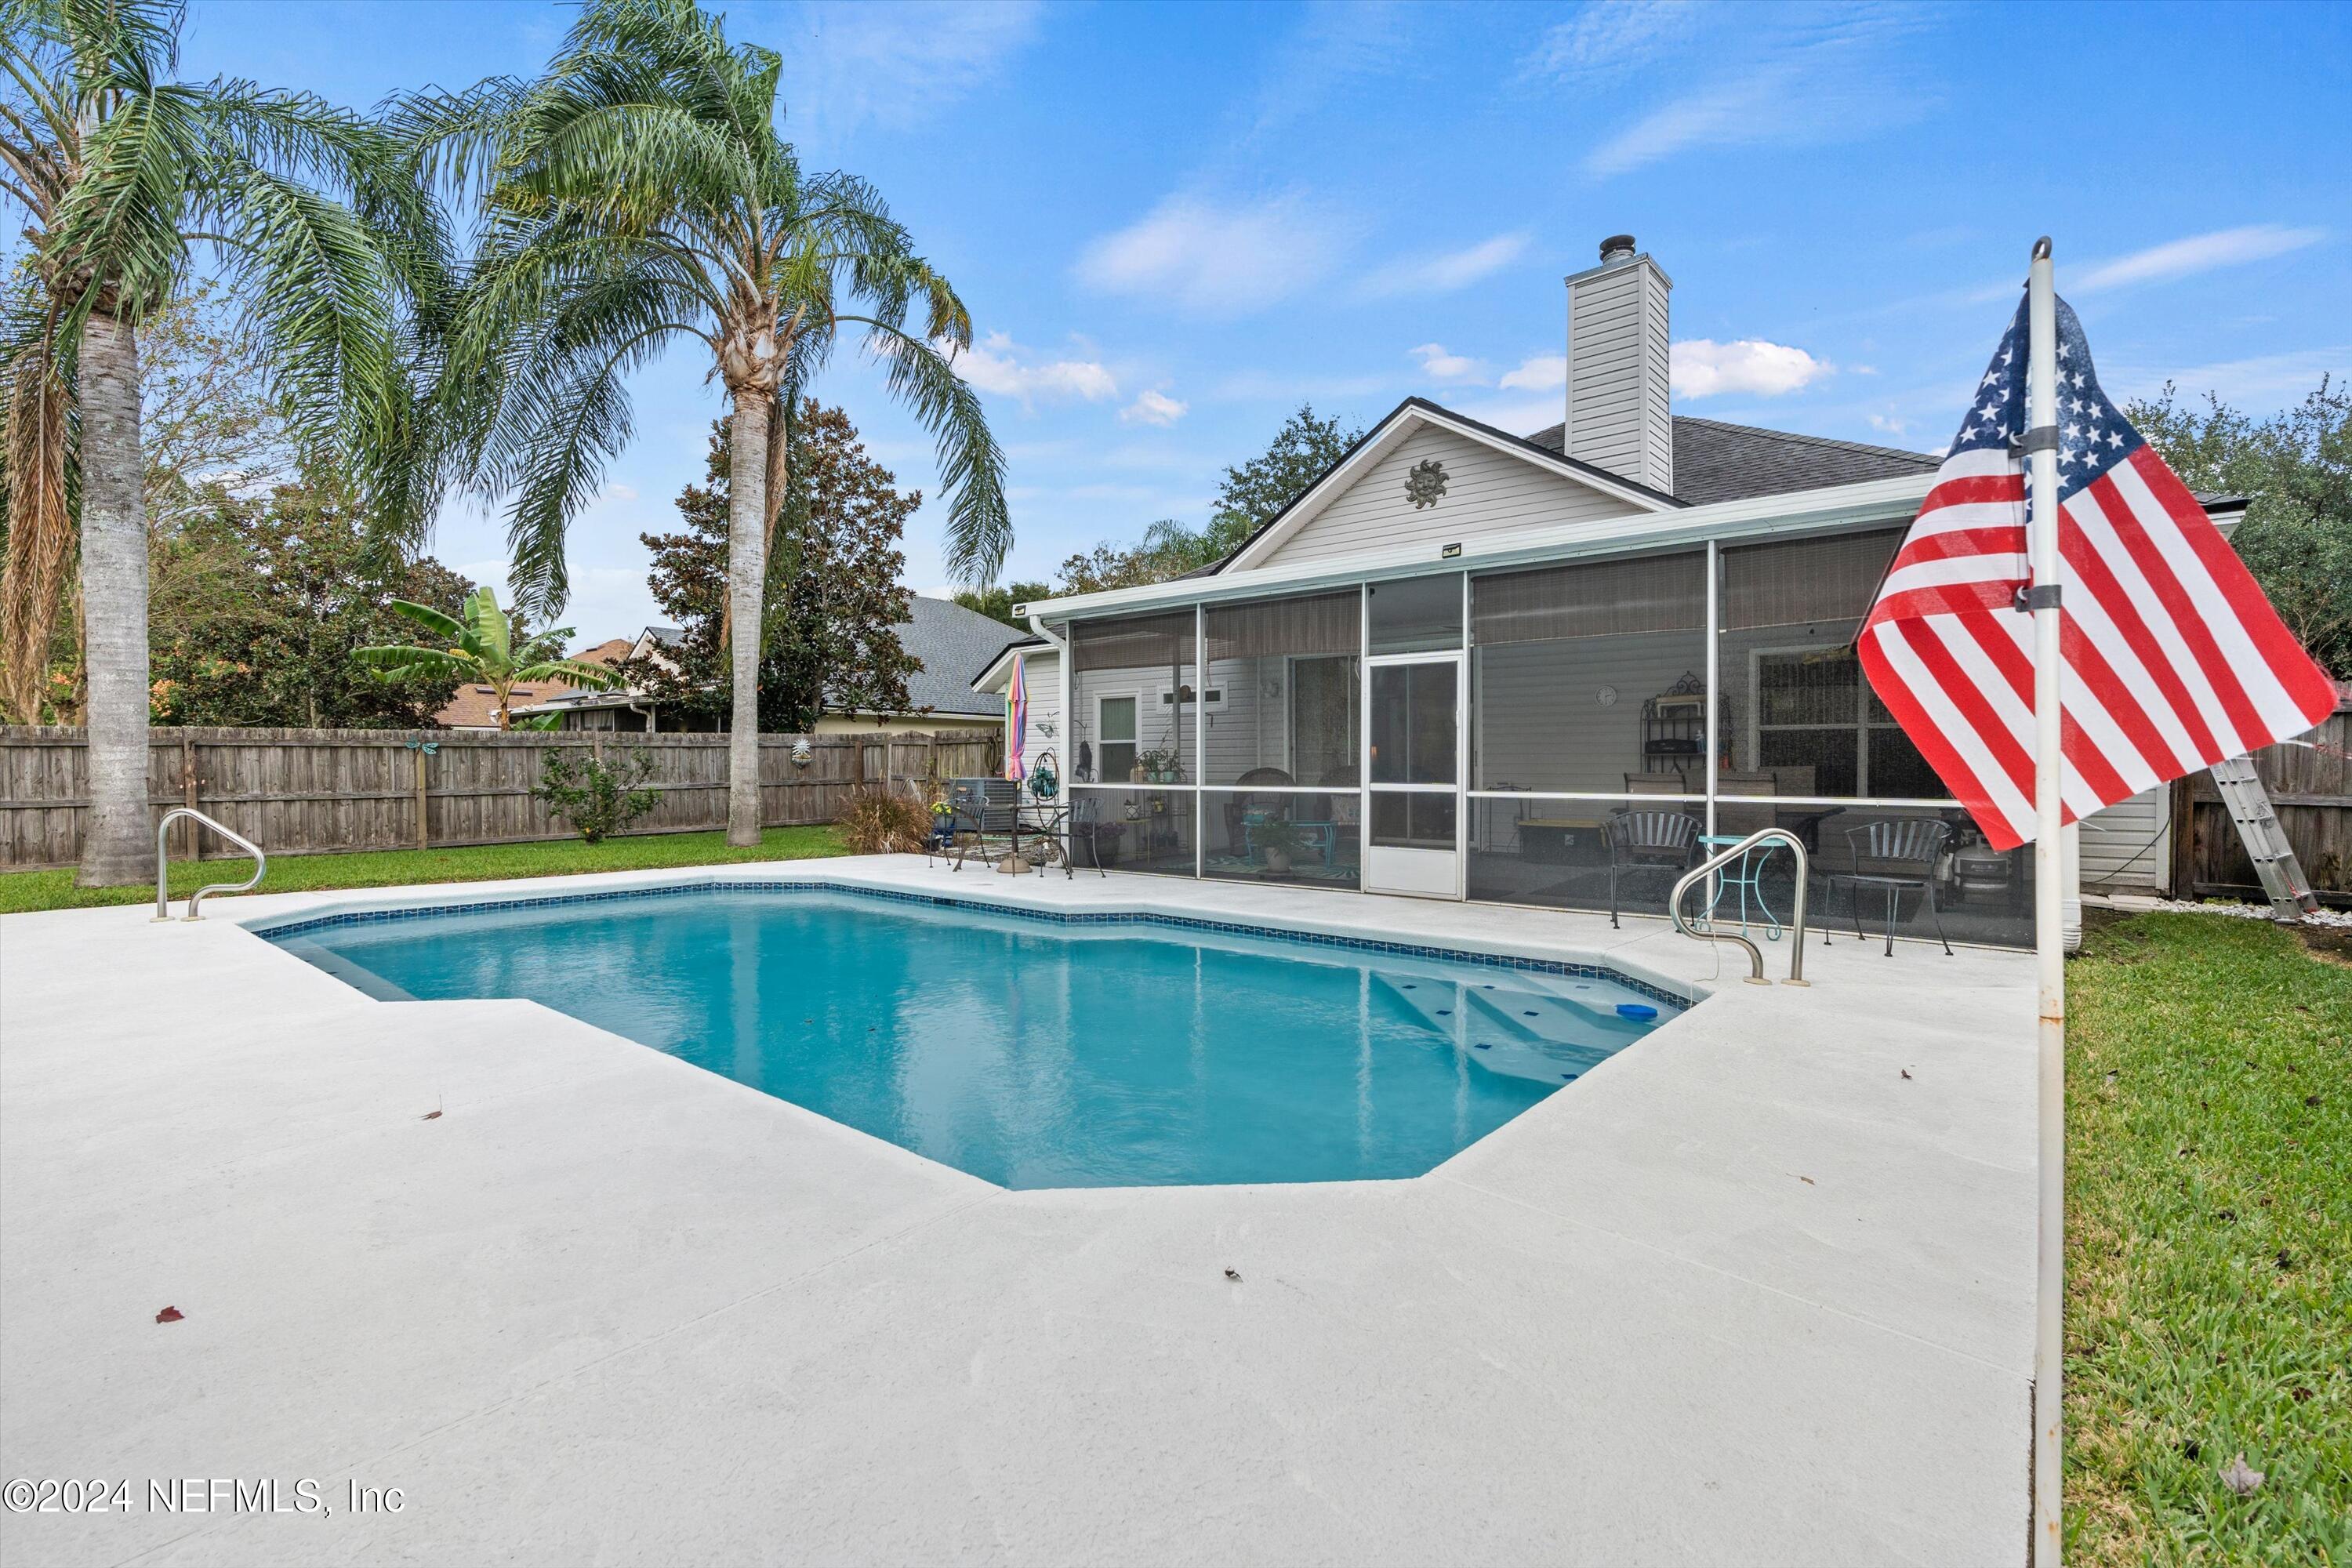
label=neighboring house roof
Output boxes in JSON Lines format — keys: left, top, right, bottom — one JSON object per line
{"left": 432, "top": 637, "right": 630, "bottom": 729}
{"left": 866, "top": 596, "right": 1027, "bottom": 718}
{"left": 973, "top": 633, "right": 1050, "bottom": 693}
{"left": 1523, "top": 416, "right": 1942, "bottom": 506}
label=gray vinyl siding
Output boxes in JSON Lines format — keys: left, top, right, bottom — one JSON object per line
{"left": 1260, "top": 426, "right": 1646, "bottom": 568}
{"left": 1010, "top": 651, "right": 1061, "bottom": 790}
{"left": 2080, "top": 786, "right": 2171, "bottom": 895}
{"left": 1472, "top": 632, "right": 1708, "bottom": 796}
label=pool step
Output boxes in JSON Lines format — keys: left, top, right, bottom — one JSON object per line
{"left": 1369, "top": 971, "right": 1641, "bottom": 1085}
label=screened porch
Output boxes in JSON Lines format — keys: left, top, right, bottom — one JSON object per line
{"left": 1052, "top": 525, "right": 2034, "bottom": 949}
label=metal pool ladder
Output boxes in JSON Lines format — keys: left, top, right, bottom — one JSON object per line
{"left": 1669, "top": 827, "right": 1811, "bottom": 987}
{"left": 154, "top": 808, "right": 267, "bottom": 921}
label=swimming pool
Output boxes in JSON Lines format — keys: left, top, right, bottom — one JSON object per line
{"left": 263, "top": 886, "right": 1682, "bottom": 1188}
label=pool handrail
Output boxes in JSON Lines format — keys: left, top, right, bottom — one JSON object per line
{"left": 1669, "top": 826, "right": 1811, "bottom": 987}
{"left": 154, "top": 808, "right": 267, "bottom": 921}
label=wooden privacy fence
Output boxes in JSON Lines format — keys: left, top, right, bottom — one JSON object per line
{"left": 2170, "top": 704, "right": 2352, "bottom": 908}
{"left": 0, "top": 726, "right": 1001, "bottom": 869}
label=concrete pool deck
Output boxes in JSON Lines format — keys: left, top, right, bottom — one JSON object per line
{"left": 1, "top": 856, "right": 2036, "bottom": 1566}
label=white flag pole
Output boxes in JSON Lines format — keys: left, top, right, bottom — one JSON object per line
{"left": 2026, "top": 237, "right": 2067, "bottom": 1566}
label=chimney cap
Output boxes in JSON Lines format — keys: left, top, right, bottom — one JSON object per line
{"left": 1599, "top": 234, "right": 1638, "bottom": 263}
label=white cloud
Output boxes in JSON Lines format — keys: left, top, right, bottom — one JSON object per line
{"left": 2073, "top": 225, "right": 2326, "bottom": 292}
{"left": 1671, "top": 339, "right": 1831, "bottom": 398}
{"left": 1498, "top": 353, "right": 1567, "bottom": 392}
{"left": 1867, "top": 412, "right": 1910, "bottom": 438}
{"left": 1246, "top": 0, "right": 1422, "bottom": 139}
{"left": 1408, "top": 343, "right": 1485, "bottom": 383}
{"left": 1075, "top": 194, "right": 1346, "bottom": 316}
{"left": 956, "top": 332, "right": 1117, "bottom": 407}
{"left": 1580, "top": 9, "right": 1929, "bottom": 178}
{"left": 1523, "top": 0, "right": 1696, "bottom": 81}
{"left": 1357, "top": 232, "right": 1530, "bottom": 298}
{"left": 1120, "top": 389, "right": 1189, "bottom": 426}
{"left": 786, "top": 1, "right": 1041, "bottom": 139}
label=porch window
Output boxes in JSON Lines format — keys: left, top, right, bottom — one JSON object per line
{"left": 1097, "top": 695, "right": 1138, "bottom": 785}
{"left": 1715, "top": 528, "right": 1950, "bottom": 803}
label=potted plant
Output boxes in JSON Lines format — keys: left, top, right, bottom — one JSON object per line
{"left": 1252, "top": 815, "right": 1311, "bottom": 876}
{"left": 1080, "top": 818, "right": 1126, "bottom": 867}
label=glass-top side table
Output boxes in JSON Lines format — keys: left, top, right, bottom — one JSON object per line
{"left": 1696, "top": 833, "right": 1786, "bottom": 942}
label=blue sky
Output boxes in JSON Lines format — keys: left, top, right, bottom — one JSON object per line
{"left": 178, "top": 0, "right": 2351, "bottom": 641}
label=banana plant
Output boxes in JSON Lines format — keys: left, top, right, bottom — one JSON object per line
{"left": 354, "top": 586, "right": 619, "bottom": 731}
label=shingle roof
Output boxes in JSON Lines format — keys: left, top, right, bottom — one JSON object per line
{"left": 1523, "top": 416, "right": 1941, "bottom": 506}
{"left": 876, "top": 596, "right": 1027, "bottom": 717}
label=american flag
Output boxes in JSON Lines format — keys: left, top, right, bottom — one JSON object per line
{"left": 1858, "top": 294, "right": 2336, "bottom": 851}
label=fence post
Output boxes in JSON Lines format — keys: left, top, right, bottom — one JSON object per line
{"left": 414, "top": 744, "right": 429, "bottom": 850}
{"left": 179, "top": 731, "right": 199, "bottom": 860}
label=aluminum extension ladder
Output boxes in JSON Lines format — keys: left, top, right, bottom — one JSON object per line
{"left": 2207, "top": 754, "right": 2318, "bottom": 920}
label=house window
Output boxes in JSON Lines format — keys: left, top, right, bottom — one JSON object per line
{"left": 1098, "top": 695, "right": 1138, "bottom": 782}
{"left": 1751, "top": 646, "right": 1942, "bottom": 797}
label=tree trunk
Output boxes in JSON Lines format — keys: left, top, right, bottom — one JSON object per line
{"left": 725, "top": 390, "right": 771, "bottom": 848}
{"left": 74, "top": 313, "right": 152, "bottom": 887}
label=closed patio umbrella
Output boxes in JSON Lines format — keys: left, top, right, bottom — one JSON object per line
{"left": 1004, "top": 652, "right": 1026, "bottom": 784}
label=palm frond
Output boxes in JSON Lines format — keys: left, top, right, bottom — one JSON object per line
{"left": 350, "top": 644, "right": 474, "bottom": 679}
{"left": 463, "top": 585, "right": 511, "bottom": 664}
{"left": 515, "top": 656, "right": 623, "bottom": 690}
{"left": 860, "top": 321, "right": 1008, "bottom": 584}
{"left": 380, "top": 596, "right": 467, "bottom": 644}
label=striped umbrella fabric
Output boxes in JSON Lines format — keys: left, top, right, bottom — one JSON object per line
{"left": 1004, "top": 652, "right": 1026, "bottom": 783}
{"left": 1860, "top": 293, "right": 2336, "bottom": 851}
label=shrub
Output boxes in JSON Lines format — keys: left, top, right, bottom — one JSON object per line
{"left": 839, "top": 785, "right": 933, "bottom": 854}
{"left": 534, "top": 747, "right": 662, "bottom": 844}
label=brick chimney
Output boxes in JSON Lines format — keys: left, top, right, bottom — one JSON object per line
{"left": 1563, "top": 234, "right": 1673, "bottom": 495}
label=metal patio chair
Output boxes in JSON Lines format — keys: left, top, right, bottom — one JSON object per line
{"left": 1825, "top": 818, "right": 1954, "bottom": 956}
{"left": 1606, "top": 810, "right": 1703, "bottom": 929}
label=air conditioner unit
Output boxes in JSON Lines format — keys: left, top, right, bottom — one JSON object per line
{"left": 947, "top": 776, "right": 1018, "bottom": 833}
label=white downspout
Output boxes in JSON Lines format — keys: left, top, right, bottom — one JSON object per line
{"left": 1028, "top": 612, "right": 1069, "bottom": 801}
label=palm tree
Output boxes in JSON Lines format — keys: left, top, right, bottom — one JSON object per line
{"left": 0, "top": 0, "right": 450, "bottom": 884}
{"left": 406, "top": 0, "right": 1007, "bottom": 847}
{"left": 354, "top": 586, "right": 619, "bottom": 732}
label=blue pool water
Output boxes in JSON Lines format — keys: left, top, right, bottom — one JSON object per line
{"left": 266, "top": 888, "right": 1680, "bottom": 1189}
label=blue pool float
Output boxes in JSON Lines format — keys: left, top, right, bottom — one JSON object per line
{"left": 1616, "top": 1003, "right": 1658, "bottom": 1021}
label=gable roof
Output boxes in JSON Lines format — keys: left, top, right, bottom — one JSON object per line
{"left": 879, "top": 596, "right": 1027, "bottom": 717}
{"left": 1217, "top": 396, "right": 1681, "bottom": 575}
{"left": 1524, "top": 416, "right": 1941, "bottom": 506}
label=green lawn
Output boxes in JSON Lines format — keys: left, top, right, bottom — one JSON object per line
{"left": 2066, "top": 913, "right": 2350, "bottom": 1566}
{"left": 0, "top": 825, "right": 851, "bottom": 916}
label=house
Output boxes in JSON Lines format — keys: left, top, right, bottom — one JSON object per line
{"left": 978, "top": 235, "right": 2225, "bottom": 944}
{"left": 432, "top": 636, "right": 634, "bottom": 731}
{"left": 520, "top": 597, "right": 1027, "bottom": 738}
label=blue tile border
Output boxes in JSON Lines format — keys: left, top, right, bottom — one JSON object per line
{"left": 252, "top": 880, "right": 1694, "bottom": 1011}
